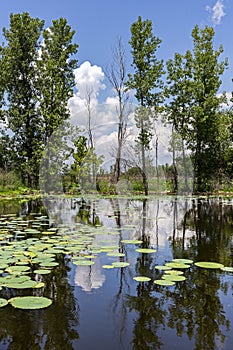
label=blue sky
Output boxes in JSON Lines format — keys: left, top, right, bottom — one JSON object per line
{"left": 1, "top": 0, "right": 233, "bottom": 93}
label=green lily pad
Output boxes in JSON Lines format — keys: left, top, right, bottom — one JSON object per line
{"left": 173, "top": 258, "right": 193, "bottom": 264}
{"left": 162, "top": 275, "right": 186, "bottom": 282}
{"left": 154, "top": 279, "right": 175, "bottom": 286}
{"left": 5, "top": 265, "right": 31, "bottom": 274}
{"left": 5, "top": 279, "right": 38, "bottom": 289}
{"left": 111, "top": 262, "right": 130, "bottom": 268}
{"left": 165, "top": 262, "right": 190, "bottom": 269}
{"left": 133, "top": 276, "right": 151, "bottom": 282}
{"left": 72, "top": 260, "right": 95, "bottom": 266}
{"left": 155, "top": 265, "right": 172, "bottom": 271}
{"left": 33, "top": 282, "right": 45, "bottom": 288}
{"left": 9, "top": 296, "right": 52, "bottom": 309}
{"left": 221, "top": 266, "right": 233, "bottom": 272}
{"left": 135, "top": 248, "right": 157, "bottom": 254}
{"left": 164, "top": 270, "right": 184, "bottom": 275}
{"left": 34, "top": 269, "right": 52, "bottom": 274}
{"left": 0, "top": 298, "right": 8, "bottom": 307}
{"left": 102, "top": 265, "right": 115, "bottom": 269}
{"left": 194, "top": 261, "right": 224, "bottom": 269}
{"left": 106, "top": 252, "right": 125, "bottom": 257}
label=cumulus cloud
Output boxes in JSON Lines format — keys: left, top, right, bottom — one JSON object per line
{"left": 206, "top": 0, "right": 226, "bottom": 25}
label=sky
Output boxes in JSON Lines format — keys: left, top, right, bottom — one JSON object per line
{"left": 1, "top": 0, "right": 233, "bottom": 171}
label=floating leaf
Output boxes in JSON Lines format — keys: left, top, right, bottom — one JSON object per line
{"left": 221, "top": 266, "right": 233, "bottom": 272}
{"left": 72, "top": 260, "right": 95, "bottom": 266}
{"left": 194, "top": 261, "right": 224, "bottom": 269}
{"left": 34, "top": 269, "right": 51, "bottom": 275}
{"left": 33, "top": 282, "right": 45, "bottom": 288}
{"left": 162, "top": 275, "right": 186, "bottom": 282}
{"left": 173, "top": 258, "right": 193, "bottom": 264}
{"left": 102, "top": 265, "right": 115, "bottom": 269}
{"left": 164, "top": 270, "right": 184, "bottom": 276}
{"left": 136, "top": 248, "right": 156, "bottom": 254}
{"left": 154, "top": 279, "right": 175, "bottom": 286}
{"left": 9, "top": 296, "right": 52, "bottom": 309}
{"left": 165, "top": 262, "right": 190, "bottom": 269}
{"left": 133, "top": 276, "right": 151, "bottom": 282}
{"left": 4, "top": 279, "right": 37, "bottom": 289}
{"left": 112, "top": 262, "right": 130, "bottom": 268}
{"left": 0, "top": 298, "right": 8, "bottom": 307}
{"left": 155, "top": 265, "right": 172, "bottom": 271}
{"left": 106, "top": 252, "right": 125, "bottom": 257}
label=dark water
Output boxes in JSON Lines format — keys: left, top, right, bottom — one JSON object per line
{"left": 0, "top": 196, "right": 233, "bottom": 350}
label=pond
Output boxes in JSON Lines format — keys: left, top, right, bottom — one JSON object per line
{"left": 0, "top": 195, "right": 232, "bottom": 350}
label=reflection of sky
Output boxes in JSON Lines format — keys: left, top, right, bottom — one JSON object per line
{"left": 49, "top": 197, "right": 196, "bottom": 292}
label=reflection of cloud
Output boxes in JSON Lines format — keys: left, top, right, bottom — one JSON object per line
{"left": 206, "top": 0, "right": 225, "bottom": 25}
{"left": 74, "top": 259, "right": 105, "bottom": 292}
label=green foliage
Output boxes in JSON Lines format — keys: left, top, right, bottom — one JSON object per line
{"left": 165, "top": 25, "right": 229, "bottom": 193}
{"left": 0, "top": 12, "right": 78, "bottom": 189}
{"left": 126, "top": 16, "right": 164, "bottom": 195}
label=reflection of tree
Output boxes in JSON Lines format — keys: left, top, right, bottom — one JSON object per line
{"left": 166, "top": 268, "right": 230, "bottom": 350}
{"left": 167, "top": 197, "right": 232, "bottom": 350}
{"left": 0, "top": 255, "right": 79, "bottom": 349}
{"left": 126, "top": 199, "right": 166, "bottom": 350}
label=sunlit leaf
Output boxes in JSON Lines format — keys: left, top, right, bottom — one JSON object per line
{"left": 0, "top": 298, "right": 8, "bottom": 307}
{"left": 194, "top": 261, "right": 224, "bottom": 269}
{"left": 153, "top": 279, "right": 175, "bottom": 286}
{"left": 9, "top": 296, "right": 52, "bottom": 309}
{"left": 133, "top": 276, "right": 151, "bottom": 282}
{"left": 136, "top": 248, "right": 157, "bottom": 254}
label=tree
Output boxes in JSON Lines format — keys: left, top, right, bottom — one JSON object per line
{"left": 0, "top": 13, "right": 78, "bottom": 189}
{"left": 126, "top": 16, "right": 164, "bottom": 195}
{"left": 1, "top": 12, "right": 44, "bottom": 188}
{"left": 38, "top": 18, "right": 78, "bottom": 144}
{"left": 190, "top": 25, "right": 227, "bottom": 192}
{"left": 165, "top": 51, "right": 194, "bottom": 192}
{"left": 165, "top": 25, "right": 227, "bottom": 192}
{"left": 105, "top": 37, "right": 130, "bottom": 186}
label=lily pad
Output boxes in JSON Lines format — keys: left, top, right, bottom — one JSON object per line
{"left": 102, "top": 265, "right": 115, "bottom": 269}
{"left": 162, "top": 275, "right": 186, "bottom": 282}
{"left": 72, "top": 260, "right": 95, "bottom": 266}
{"left": 221, "top": 266, "right": 233, "bottom": 272}
{"left": 4, "top": 279, "right": 38, "bottom": 289}
{"left": 155, "top": 265, "right": 172, "bottom": 271}
{"left": 173, "top": 258, "right": 193, "bottom": 264}
{"left": 135, "top": 248, "right": 157, "bottom": 254}
{"left": 153, "top": 279, "right": 175, "bottom": 286}
{"left": 106, "top": 252, "right": 125, "bottom": 257}
{"left": 165, "top": 262, "right": 190, "bottom": 269}
{"left": 34, "top": 269, "right": 52, "bottom": 275}
{"left": 111, "top": 262, "right": 130, "bottom": 268}
{"left": 9, "top": 296, "right": 52, "bottom": 309}
{"left": 133, "top": 276, "right": 151, "bottom": 282}
{"left": 194, "top": 261, "right": 224, "bottom": 269}
{"left": 0, "top": 298, "right": 8, "bottom": 307}
{"left": 164, "top": 270, "right": 184, "bottom": 276}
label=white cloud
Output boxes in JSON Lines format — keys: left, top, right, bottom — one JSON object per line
{"left": 206, "top": 0, "right": 226, "bottom": 25}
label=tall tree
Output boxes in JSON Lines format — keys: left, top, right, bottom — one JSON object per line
{"left": 0, "top": 14, "right": 78, "bottom": 189}
{"left": 165, "top": 25, "right": 227, "bottom": 192}
{"left": 126, "top": 16, "right": 164, "bottom": 195}
{"left": 190, "top": 25, "right": 227, "bottom": 192}
{"left": 165, "top": 51, "right": 193, "bottom": 192}
{"left": 1, "top": 12, "right": 44, "bottom": 187}
{"left": 105, "top": 37, "right": 130, "bottom": 186}
{"left": 38, "top": 18, "right": 78, "bottom": 144}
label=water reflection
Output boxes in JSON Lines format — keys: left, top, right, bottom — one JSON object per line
{"left": 0, "top": 196, "right": 232, "bottom": 349}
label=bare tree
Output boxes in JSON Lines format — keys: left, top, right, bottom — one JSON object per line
{"left": 105, "top": 37, "right": 130, "bottom": 185}
{"left": 84, "top": 86, "right": 94, "bottom": 149}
